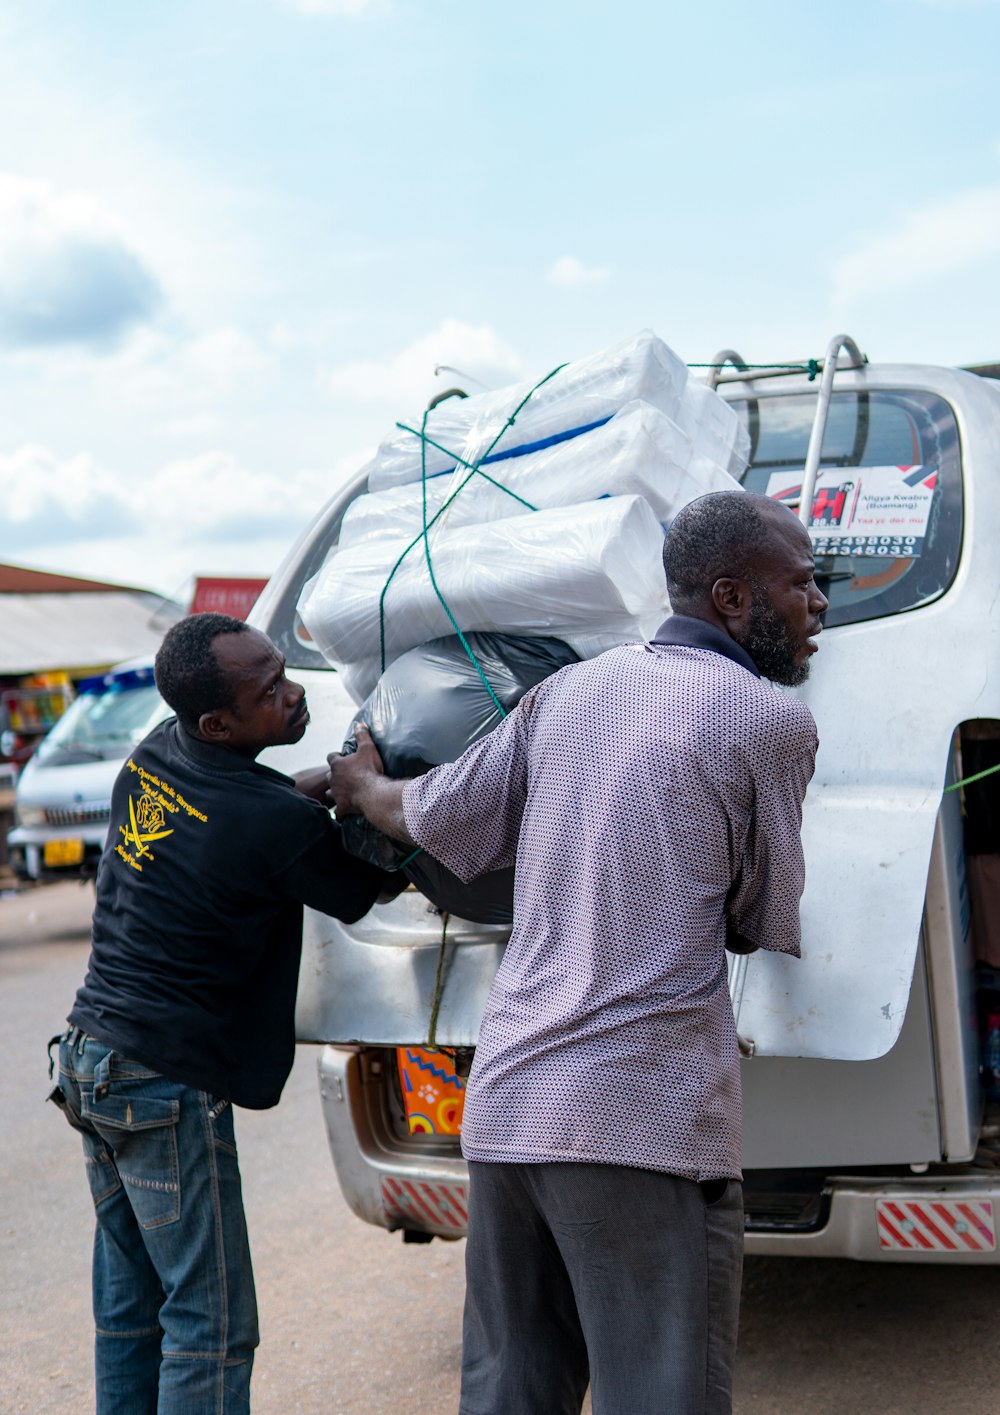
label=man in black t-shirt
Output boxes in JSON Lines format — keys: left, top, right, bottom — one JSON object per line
{"left": 50, "top": 613, "right": 385, "bottom": 1415}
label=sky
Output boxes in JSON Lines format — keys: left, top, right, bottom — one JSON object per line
{"left": 1, "top": 0, "right": 999, "bottom": 601}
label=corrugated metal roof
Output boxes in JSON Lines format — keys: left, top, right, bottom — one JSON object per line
{"left": 0, "top": 562, "right": 145, "bottom": 593}
{"left": 0, "top": 591, "right": 181, "bottom": 675}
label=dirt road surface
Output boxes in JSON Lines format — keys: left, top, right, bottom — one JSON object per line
{"left": 3, "top": 881, "right": 999, "bottom": 1414}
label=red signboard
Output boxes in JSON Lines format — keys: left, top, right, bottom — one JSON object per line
{"left": 189, "top": 577, "right": 269, "bottom": 622}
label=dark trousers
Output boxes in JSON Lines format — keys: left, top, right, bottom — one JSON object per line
{"left": 460, "top": 1161, "right": 743, "bottom": 1415}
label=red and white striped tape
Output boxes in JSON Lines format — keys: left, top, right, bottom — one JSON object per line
{"left": 876, "top": 1198, "right": 996, "bottom": 1252}
{"left": 381, "top": 1176, "right": 469, "bottom": 1235}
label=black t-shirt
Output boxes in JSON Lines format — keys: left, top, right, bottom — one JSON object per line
{"left": 69, "top": 719, "right": 385, "bottom": 1108}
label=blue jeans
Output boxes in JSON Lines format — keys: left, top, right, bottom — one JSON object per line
{"left": 461, "top": 1161, "right": 744, "bottom": 1415}
{"left": 55, "top": 1031, "right": 259, "bottom": 1415}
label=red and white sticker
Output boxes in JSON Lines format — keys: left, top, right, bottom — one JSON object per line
{"left": 876, "top": 1198, "right": 996, "bottom": 1253}
{"left": 381, "top": 1176, "right": 469, "bottom": 1235}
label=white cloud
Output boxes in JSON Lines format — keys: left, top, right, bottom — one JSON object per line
{"left": 282, "top": 0, "right": 385, "bottom": 13}
{"left": 11, "top": 322, "right": 273, "bottom": 419}
{"left": 547, "top": 255, "right": 612, "bottom": 288}
{"left": 894, "top": 0, "right": 999, "bottom": 8}
{"left": 161, "top": 414, "right": 223, "bottom": 442}
{"left": 327, "top": 319, "right": 523, "bottom": 409}
{"left": 0, "top": 442, "right": 344, "bottom": 593}
{"left": 0, "top": 172, "right": 161, "bottom": 348}
{"left": 832, "top": 187, "right": 1000, "bottom": 305}
{"left": 144, "top": 451, "right": 332, "bottom": 539}
{"left": 179, "top": 327, "right": 272, "bottom": 389}
{"left": 0, "top": 444, "right": 134, "bottom": 539}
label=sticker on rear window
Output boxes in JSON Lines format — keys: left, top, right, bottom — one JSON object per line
{"left": 766, "top": 465, "right": 937, "bottom": 558}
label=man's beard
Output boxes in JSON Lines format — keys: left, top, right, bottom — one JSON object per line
{"left": 739, "top": 589, "right": 810, "bottom": 687}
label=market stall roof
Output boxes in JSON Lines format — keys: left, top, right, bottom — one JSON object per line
{"left": 0, "top": 565, "right": 150, "bottom": 594}
{"left": 0, "top": 563, "right": 182, "bottom": 675}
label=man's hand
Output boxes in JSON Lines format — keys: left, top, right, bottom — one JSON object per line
{"left": 327, "top": 724, "right": 416, "bottom": 847}
{"left": 327, "top": 723, "right": 385, "bottom": 818}
{"left": 293, "top": 765, "right": 335, "bottom": 805}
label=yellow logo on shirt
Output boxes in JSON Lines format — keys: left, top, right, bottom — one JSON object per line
{"left": 121, "top": 792, "right": 174, "bottom": 860}
{"left": 114, "top": 759, "right": 207, "bottom": 874}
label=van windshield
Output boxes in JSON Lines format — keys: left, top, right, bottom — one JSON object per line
{"left": 37, "top": 676, "right": 167, "bottom": 764}
{"left": 732, "top": 388, "right": 963, "bottom": 627}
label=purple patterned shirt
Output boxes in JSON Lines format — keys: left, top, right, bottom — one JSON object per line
{"left": 402, "top": 619, "right": 818, "bottom": 1179}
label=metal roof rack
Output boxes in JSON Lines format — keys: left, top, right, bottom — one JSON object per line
{"left": 705, "top": 334, "right": 867, "bottom": 389}
{"left": 707, "top": 333, "right": 867, "bottom": 527}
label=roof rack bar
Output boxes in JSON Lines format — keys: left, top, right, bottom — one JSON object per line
{"left": 798, "top": 334, "right": 866, "bottom": 528}
{"left": 727, "top": 952, "right": 756, "bottom": 1057}
{"left": 705, "top": 350, "right": 750, "bottom": 390}
{"left": 706, "top": 349, "right": 867, "bottom": 388}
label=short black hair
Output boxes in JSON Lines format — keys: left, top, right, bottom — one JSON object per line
{"left": 662, "top": 491, "right": 778, "bottom": 609}
{"left": 154, "top": 613, "right": 250, "bottom": 732}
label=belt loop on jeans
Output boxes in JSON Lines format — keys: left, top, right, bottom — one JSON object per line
{"left": 47, "top": 1024, "right": 81, "bottom": 1078}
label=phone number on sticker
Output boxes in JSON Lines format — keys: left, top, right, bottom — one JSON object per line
{"left": 812, "top": 534, "right": 922, "bottom": 558}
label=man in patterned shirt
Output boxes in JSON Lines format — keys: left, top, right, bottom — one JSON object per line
{"left": 329, "top": 490, "right": 827, "bottom": 1415}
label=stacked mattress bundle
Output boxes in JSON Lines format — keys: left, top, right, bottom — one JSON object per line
{"left": 298, "top": 329, "right": 750, "bottom": 921}
{"left": 298, "top": 329, "right": 749, "bottom": 704}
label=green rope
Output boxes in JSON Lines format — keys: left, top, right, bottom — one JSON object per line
{"left": 376, "top": 458, "right": 536, "bottom": 669}
{"left": 393, "top": 426, "right": 539, "bottom": 512}
{"left": 417, "top": 405, "right": 507, "bottom": 718}
{"left": 687, "top": 359, "right": 822, "bottom": 382}
{"left": 377, "top": 362, "right": 567, "bottom": 680}
{"left": 945, "top": 761, "right": 1000, "bottom": 794}
{"left": 392, "top": 425, "right": 479, "bottom": 473}
{"left": 426, "top": 911, "right": 450, "bottom": 1046}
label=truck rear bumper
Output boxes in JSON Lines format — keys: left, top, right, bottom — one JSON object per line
{"left": 318, "top": 1046, "right": 470, "bottom": 1238}
{"left": 744, "top": 1176, "right": 999, "bottom": 1262}
{"left": 318, "top": 1047, "right": 1000, "bottom": 1261}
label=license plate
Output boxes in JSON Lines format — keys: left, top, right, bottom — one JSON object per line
{"left": 44, "top": 838, "right": 85, "bottom": 867}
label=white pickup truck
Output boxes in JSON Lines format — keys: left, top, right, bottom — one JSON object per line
{"left": 254, "top": 335, "right": 1000, "bottom": 1262}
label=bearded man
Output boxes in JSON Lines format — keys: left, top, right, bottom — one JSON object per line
{"left": 329, "top": 490, "right": 828, "bottom": 1415}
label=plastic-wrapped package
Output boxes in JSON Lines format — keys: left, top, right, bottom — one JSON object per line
{"left": 340, "top": 633, "right": 579, "bottom": 922}
{"left": 338, "top": 401, "right": 741, "bottom": 553}
{"left": 675, "top": 378, "right": 750, "bottom": 479}
{"left": 368, "top": 329, "right": 691, "bottom": 493}
{"left": 298, "top": 494, "right": 669, "bottom": 701}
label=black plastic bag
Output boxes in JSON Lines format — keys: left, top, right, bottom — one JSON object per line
{"left": 340, "top": 632, "right": 577, "bottom": 922}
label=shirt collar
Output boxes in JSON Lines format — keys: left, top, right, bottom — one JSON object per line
{"left": 650, "top": 614, "right": 760, "bottom": 679}
{"left": 171, "top": 719, "right": 293, "bottom": 780}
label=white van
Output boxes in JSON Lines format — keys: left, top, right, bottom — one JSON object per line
{"left": 8, "top": 662, "right": 171, "bottom": 882}
{"left": 254, "top": 335, "right": 1000, "bottom": 1263}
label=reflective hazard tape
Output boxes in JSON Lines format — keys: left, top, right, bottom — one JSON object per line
{"left": 876, "top": 1199, "right": 996, "bottom": 1252}
{"left": 381, "top": 1176, "right": 469, "bottom": 1234}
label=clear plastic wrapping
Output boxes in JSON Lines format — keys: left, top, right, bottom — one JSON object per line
{"left": 367, "top": 329, "right": 700, "bottom": 493}
{"left": 298, "top": 494, "right": 669, "bottom": 701}
{"left": 338, "top": 401, "right": 740, "bottom": 552}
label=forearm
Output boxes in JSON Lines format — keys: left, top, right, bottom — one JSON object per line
{"left": 353, "top": 774, "right": 416, "bottom": 847}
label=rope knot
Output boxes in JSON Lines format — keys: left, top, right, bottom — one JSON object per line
{"left": 807, "top": 358, "right": 820, "bottom": 382}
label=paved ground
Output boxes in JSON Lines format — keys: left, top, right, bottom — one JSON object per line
{"left": 3, "top": 881, "right": 1000, "bottom": 1414}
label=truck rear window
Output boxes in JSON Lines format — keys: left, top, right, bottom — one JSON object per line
{"left": 731, "top": 389, "right": 963, "bottom": 628}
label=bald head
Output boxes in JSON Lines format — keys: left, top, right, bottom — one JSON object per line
{"left": 662, "top": 491, "right": 800, "bottom": 612}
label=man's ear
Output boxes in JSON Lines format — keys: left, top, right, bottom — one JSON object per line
{"left": 198, "top": 710, "right": 232, "bottom": 743}
{"left": 711, "top": 576, "right": 751, "bottom": 623}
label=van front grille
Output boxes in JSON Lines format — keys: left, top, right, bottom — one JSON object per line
{"left": 44, "top": 804, "right": 111, "bottom": 826}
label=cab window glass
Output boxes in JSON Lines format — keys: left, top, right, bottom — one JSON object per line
{"left": 733, "top": 389, "right": 963, "bottom": 628}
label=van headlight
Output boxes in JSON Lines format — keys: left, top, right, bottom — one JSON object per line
{"left": 15, "top": 805, "right": 46, "bottom": 828}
